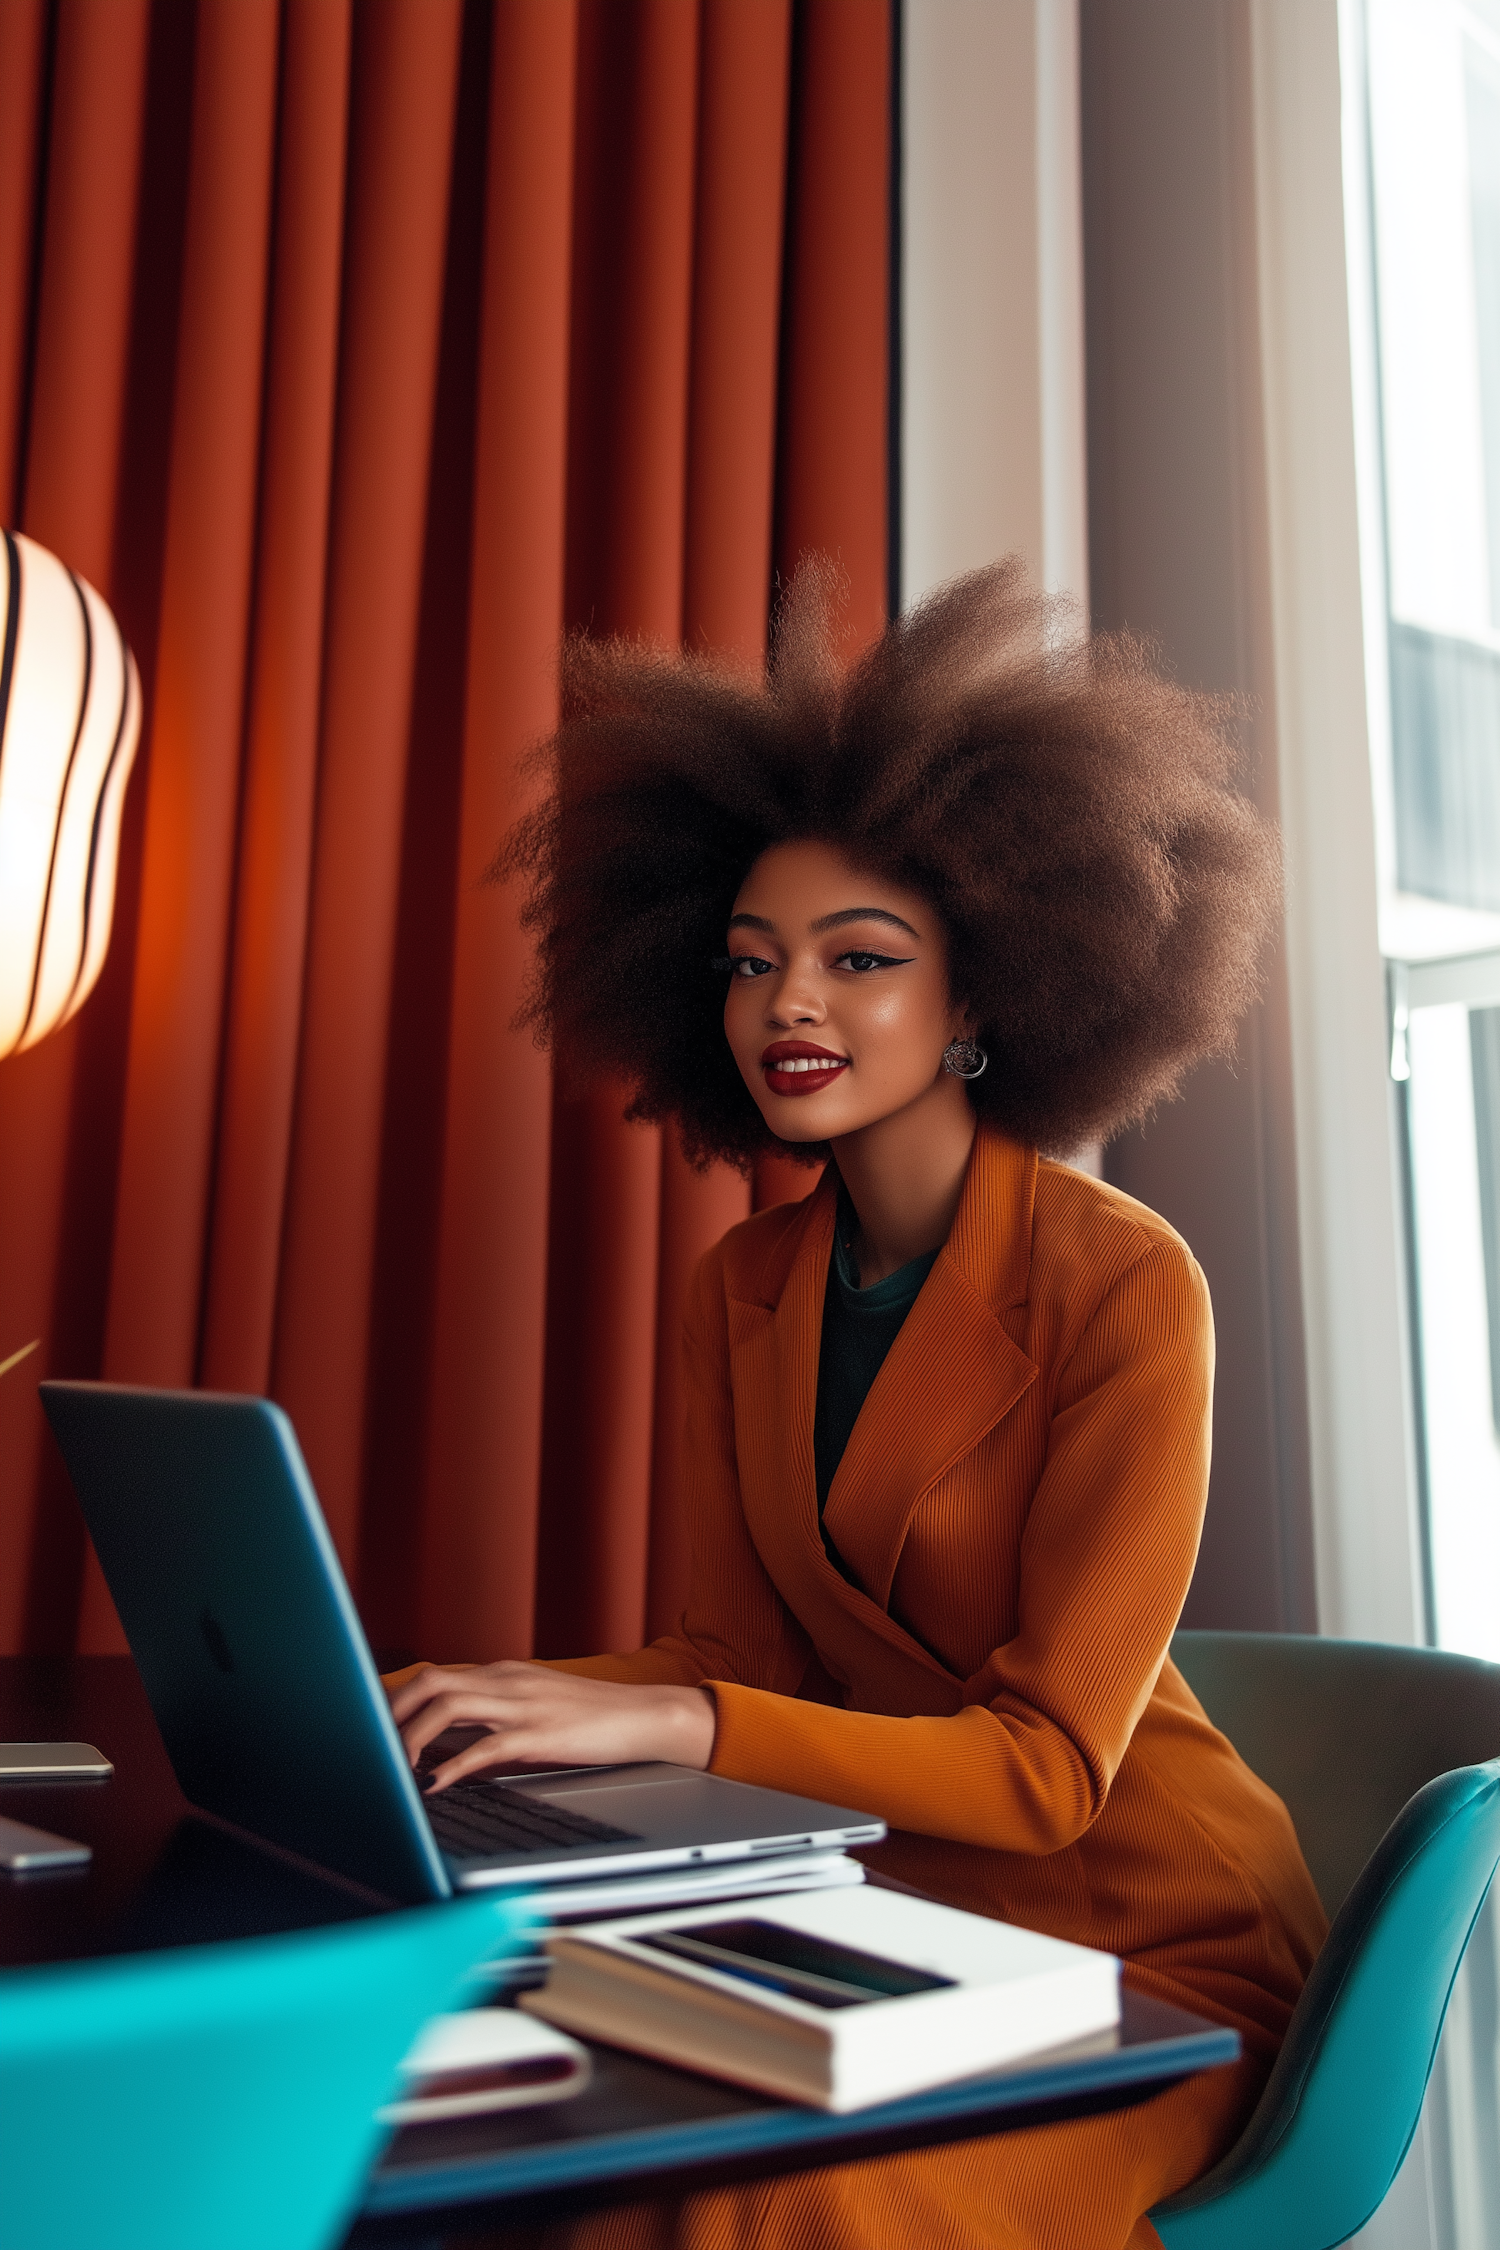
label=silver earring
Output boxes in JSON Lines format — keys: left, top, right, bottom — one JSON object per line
{"left": 943, "top": 1038, "right": 988, "bottom": 1081}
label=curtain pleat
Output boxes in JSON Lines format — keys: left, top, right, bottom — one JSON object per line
{"left": 270, "top": 0, "right": 465, "bottom": 1581}
{"left": 75, "top": 0, "right": 283, "bottom": 1652}
{"left": 536, "top": 0, "right": 703, "bottom": 1661}
{"left": 415, "top": 0, "right": 578, "bottom": 1665}
{"left": 357, "top": 0, "right": 499, "bottom": 1650}
{"left": 0, "top": 0, "right": 892, "bottom": 1666}
{"left": 101, "top": 0, "right": 281, "bottom": 1391}
{"left": 199, "top": 0, "right": 353, "bottom": 1404}
{"left": 775, "top": 0, "right": 891, "bottom": 647}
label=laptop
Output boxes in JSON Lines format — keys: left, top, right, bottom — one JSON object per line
{"left": 40, "top": 1383, "right": 885, "bottom": 1905}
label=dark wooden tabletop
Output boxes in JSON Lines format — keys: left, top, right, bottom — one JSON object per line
{"left": 352, "top": 1987, "right": 1235, "bottom": 2241}
{"left": 0, "top": 1654, "right": 375, "bottom": 1966}
{"left": 0, "top": 1657, "right": 1239, "bottom": 2241}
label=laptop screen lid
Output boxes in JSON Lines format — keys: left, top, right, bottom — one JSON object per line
{"left": 41, "top": 1382, "right": 452, "bottom": 1905}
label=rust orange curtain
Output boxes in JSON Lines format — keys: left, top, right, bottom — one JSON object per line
{"left": 0, "top": 0, "right": 891, "bottom": 1665}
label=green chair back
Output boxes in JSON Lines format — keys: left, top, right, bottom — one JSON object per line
{"left": 1169, "top": 1629, "right": 1500, "bottom": 1917}
{"left": 0, "top": 1894, "right": 520, "bottom": 2250}
{"left": 1152, "top": 1631, "right": 1500, "bottom": 2250}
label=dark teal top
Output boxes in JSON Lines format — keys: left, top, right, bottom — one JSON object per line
{"left": 813, "top": 1191, "right": 940, "bottom": 1576}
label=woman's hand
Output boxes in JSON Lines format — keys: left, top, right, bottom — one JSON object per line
{"left": 387, "top": 1662, "right": 717, "bottom": 1791}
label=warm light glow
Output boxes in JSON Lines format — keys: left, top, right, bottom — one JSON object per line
{"left": 0, "top": 529, "right": 141, "bottom": 1058}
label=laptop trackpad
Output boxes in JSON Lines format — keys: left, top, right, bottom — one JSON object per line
{"left": 525, "top": 1771, "right": 815, "bottom": 1848}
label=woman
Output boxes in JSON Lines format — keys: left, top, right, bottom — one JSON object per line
{"left": 391, "top": 561, "right": 1328, "bottom": 2250}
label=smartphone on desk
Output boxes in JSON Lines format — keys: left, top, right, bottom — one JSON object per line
{"left": 0, "top": 1814, "right": 91, "bottom": 1871}
{"left": 0, "top": 1742, "right": 112, "bottom": 1780}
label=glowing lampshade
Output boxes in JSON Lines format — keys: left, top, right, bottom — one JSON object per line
{"left": 0, "top": 529, "right": 142, "bottom": 1058}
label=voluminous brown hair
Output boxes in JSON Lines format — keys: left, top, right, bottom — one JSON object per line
{"left": 500, "top": 558, "right": 1280, "bottom": 1168}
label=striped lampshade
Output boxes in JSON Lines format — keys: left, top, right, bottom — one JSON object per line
{"left": 0, "top": 529, "right": 142, "bottom": 1058}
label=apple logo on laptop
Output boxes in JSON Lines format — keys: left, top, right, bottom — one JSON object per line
{"left": 199, "top": 1608, "right": 236, "bottom": 1675}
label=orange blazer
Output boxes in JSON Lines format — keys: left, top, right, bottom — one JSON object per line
{"left": 566, "top": 1125, "right": 1328, "bottom": 2066}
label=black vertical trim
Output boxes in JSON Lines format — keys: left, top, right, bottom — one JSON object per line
{"left": 8, "top": 0, "right": 61, "bottom": 520}
{"left": 886, "top": 0, "right": 903, "bottom": 623}
{"left": 0, "top": 529, "right": 22, "bottom": 763}
{"left": 19, "top": 564, "right": 93, "bottom": 1044}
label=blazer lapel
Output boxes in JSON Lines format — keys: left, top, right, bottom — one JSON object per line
{"left": 822, "top": 1131, "right": 1039, "bottom": 1607}
{"left": 821, "top": 1265, "right": 1035, "bottom": 1609}
{"left": 725, "top": 1174, "right": 833, "bottom": 1586}
{"left": 726, "top": 1181, "right": 938, "bottom": 1698}
{"left": 725, "top": 1130, "right": 1040, "bottom": 1697}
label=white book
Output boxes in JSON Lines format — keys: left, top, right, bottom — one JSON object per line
{"left": 532, "top": 1848, "right": 866, "bottom": 1924}
{"left": 521, "top": 1886, "right": 1121, "bottom": 2112}
{"left": 382, "top": 2009, "right": 591, "bottom": 2123}
{"left": 487, "top": 1850, "right": 865, "bottom": 1960}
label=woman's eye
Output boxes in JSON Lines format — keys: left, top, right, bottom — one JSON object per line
{"left": 835, "top": 949, "right": 910, "bottom": 974}
{"left": 729, "top": 954, "right": 774, "bottom": 979}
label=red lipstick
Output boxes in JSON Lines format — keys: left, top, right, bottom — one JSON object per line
{"left": 760, "top": 1040, "right": 849, "bottom": 1098}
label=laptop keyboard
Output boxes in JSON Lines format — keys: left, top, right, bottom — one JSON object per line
{"left": 424, "top": 1779, "right": 643, "bottom": 1862}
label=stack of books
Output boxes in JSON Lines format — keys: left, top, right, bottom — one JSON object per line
{"left": 522, "top": 1885, "right": 1122, "bottom": 2111}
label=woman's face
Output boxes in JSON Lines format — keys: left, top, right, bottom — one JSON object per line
{"left": 723, "top": 839, "right": 973, "bottom": 1146}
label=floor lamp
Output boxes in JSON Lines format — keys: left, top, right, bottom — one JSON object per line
{"left": 0, "top": 526, "right": 142, "bottom": 1061}
{"left": 1, "top": 525, "right": 142, "bottom": 1769}
{"left": 0, "top": 521, "right": 141, "bottom": 1350}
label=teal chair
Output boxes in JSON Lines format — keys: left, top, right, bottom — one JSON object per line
{"left": 0, "top": 1893, "right": 522, "bottom": 2250}
{"left": 1151, "top": 1631, "right": 1500, "bottom": 2250}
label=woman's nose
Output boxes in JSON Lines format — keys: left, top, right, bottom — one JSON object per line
{"left": 766, "top": 961, "right": 825, "bottom": 1026}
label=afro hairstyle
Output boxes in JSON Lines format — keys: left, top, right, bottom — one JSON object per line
{"left": 498, "top": 557, "right": 1281, "bottom": 1170}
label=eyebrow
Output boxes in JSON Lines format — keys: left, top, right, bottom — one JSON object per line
{"left": 727, "top": 907, "right": 922, "bottom": 940}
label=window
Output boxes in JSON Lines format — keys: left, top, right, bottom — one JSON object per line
{"left": 1367, "top": 0, "right": 1500, "bottom": 1665}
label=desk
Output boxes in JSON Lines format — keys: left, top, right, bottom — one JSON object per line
{"left": 0, "top": 1658, "right": 1238, "bottom": 2241}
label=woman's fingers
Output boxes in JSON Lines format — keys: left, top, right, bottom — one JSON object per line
{"left": 386, "top": 1664, "right": 718, "bottom": 1785}
{"left": 388, "top": 1661, "right": 494, "bottom": 1728}
{"left": 422, "top": 1731, "right": 557, "bottom": 1792}
{"left": 403, "top": 1675, "right": 618, "bottom": 1780}
{"left": 396, "top": 1681, "right": 541, "bottom": 1767}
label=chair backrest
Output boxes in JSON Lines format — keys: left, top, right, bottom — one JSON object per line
{"left": 1171, "top": 1629, "right": 1500, "bottom": 1917}
{"left": 1153, "top": 1632, "right": 1500, "bottom": 2250}
{"left": 0, "top": 1894, "right": 518, "bottom": 2250}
